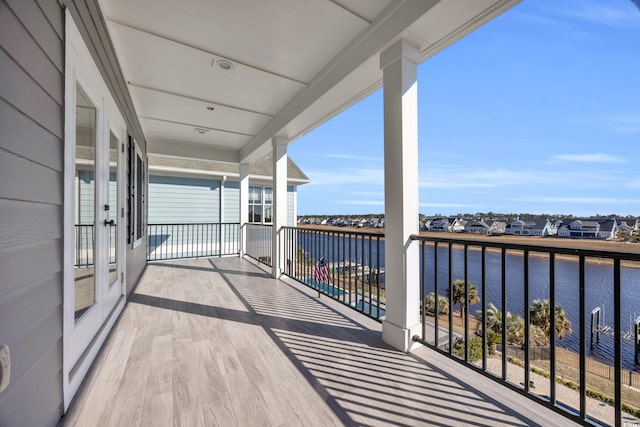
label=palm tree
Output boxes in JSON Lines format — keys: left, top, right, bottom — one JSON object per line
{"left": 450, "top": 279, "right": 480, "bottom": 318}
{"left": 529, "top": 299, "right": 572, "bottom": 341}
{"left": 424, "top": 293, "right": 449, "bottom": 316}
{"left": 506, "top": 312, "right": 525, "bottom": 346}
{"left": 476, "top": 303, "right": 502, "bottom": 333}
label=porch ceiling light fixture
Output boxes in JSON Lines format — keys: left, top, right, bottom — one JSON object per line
{"left": 216, "top": 59, "right": 233, "bottom": 70}
{"left": 194, "top": 127, "right": 210, "bottom": 135}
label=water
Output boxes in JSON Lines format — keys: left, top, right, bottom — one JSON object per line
{"left": 297, "top": 232, "right": 640, "bottom": 370}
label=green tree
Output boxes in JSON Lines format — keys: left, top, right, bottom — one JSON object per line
{"left": 424, "top": 293, "right": 449, "bottom": 316}
{"left": 450, "top": 280, "right": 480, "bottom": 318}
{"left": 529, "top": 299, "right": 572, "bottom": 341}
{"left": 476, "top": 303, "right": 502, "bottom": 333}
{"left": 506, "top": 312, "right": 525, "bottom": 346}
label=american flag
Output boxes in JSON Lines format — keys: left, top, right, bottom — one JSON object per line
{"left": 313, "top": 257, "right": 332, "bottom": 285}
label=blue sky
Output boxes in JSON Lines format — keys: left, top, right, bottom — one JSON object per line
{"left": 289, "top": 0, "right": 640, "bottom": 217}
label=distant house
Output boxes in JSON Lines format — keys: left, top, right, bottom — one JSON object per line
{"left": 489, "top": 221, "right": 507, "bottom": 235}
{"left": 451, "top": 218, "right": 469, "bottom": 233}
{"left": 468, "top": 221, "right": 490, "bottom": 234}
{"left": 506, "top": 219, "right": 555, "bottom": 236}
{"left": 597, "top": 219, "right": 618, "bottom": 239}
{"left": 429, "top": 217, "right": 453, "bottom": 232}
{"left": 557, "top": 218, "right": 618, "bottom": 239}
{"left": 618, "top": 221, "right": 634, "bottom": 236}
{"left": 557, "top": 225, "right": 571, "bottom": 238}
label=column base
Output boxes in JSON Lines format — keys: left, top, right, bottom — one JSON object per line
{"left": 382, "top": 320, "right": 421, "bottom": 353}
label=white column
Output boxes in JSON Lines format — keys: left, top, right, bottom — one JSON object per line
{"left": 272, "top": 136, "right": 288, "bottom": 278}
{"left": 380, "top": 39, "right": 421, "bottom": 352}
{"left": 239, "top": 163, "right": 250, "bottom": 257}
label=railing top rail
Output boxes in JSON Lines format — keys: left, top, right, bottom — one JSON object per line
{"left": 284, "top": 225, "right": 384, "bottom": 238}
{"left": 410, "top": 233, "right": 640, "bottom": 262}
{"left": 148, "top": 223, "right": 240, "bottom": 226}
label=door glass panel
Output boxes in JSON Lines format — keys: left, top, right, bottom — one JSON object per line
{"left": 75, "top": 84, "right": 97, "bottom": 322}
{"left": 108, "top": 131, "right": 118, "bottom": 286}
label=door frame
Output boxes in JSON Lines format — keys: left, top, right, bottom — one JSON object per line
{"left": 62, "top": 10, "right": 127, "bottom": 411}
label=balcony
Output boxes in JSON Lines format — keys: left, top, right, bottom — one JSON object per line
{"left": 60, "top": 255, "right": 575, "bottom": 426}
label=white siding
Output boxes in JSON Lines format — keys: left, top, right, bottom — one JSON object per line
{"left": 149, "top": 175, "right": 221, "bottom": 223}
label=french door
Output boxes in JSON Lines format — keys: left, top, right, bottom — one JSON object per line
{"left": 69, "top": 81, "right": 125, "bottom": 368}
{"left": 63, "top": 12, "right": 126, "bottom": 409}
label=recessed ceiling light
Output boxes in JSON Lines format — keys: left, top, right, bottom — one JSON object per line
{"left": 194, "top": 127, "right": 210, "bottom": 135}
{"left": 216, "top": 60, "right": 233, "bottom": 70}
{"left": 206, "top": 106, "right": 215, "bottom": 111}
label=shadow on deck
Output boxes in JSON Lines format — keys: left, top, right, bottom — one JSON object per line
{"left": 60, "top": 257, "right": 576, "bottom": 426}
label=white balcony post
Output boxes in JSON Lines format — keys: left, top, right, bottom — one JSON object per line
{"left": 239, "top": 163, "right": 250, "bottom": 257}
{"left": 380, "top": 39, "right": 421, "bottom": 352}
{"left": 272, "top": 136, "right": 288, "bottom": 278}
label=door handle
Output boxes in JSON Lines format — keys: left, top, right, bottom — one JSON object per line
{"left": 104, "top": 219, "right": 116, "bottom": 227}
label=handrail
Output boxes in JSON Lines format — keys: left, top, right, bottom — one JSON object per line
{"left": 281, "top": 226, "right": 385, "bottom": 321}
{"left": 147, "top": 222, "right": 240, "bottom": 261}
{"left": 410, "top": 233, "right": 640, "bottom": 427}
{"left": 410, "top": 234, "right": 640, "bottom": 262}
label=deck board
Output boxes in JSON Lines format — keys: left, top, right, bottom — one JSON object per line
{"left": 60, "top": 257, "right": 576, "bottom": 427}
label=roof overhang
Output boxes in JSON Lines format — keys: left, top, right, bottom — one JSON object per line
{"left": 99, "top": 0, "right": 521, "bottom": 165}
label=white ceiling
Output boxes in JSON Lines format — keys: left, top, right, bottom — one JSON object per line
{"left": 100, "top": 0, "right": 520, "bottom": 165}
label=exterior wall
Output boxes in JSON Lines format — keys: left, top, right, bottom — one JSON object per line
{"left": 224, "top": 180, "right": 240, "bottom": 222}
{"left": 148, "top": 176, "right": 221, "bottom": 223}
{"left": 149, "top": 175, "right": 297, "bottom": 226}
{"left": 0, "top": 1, "right": 65, "bottom": 426}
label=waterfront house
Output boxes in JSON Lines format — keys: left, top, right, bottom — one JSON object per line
{"left": 616, "top": 218, "right": 638, "bottom": 237}
{"left": 556, "top": 218, "right": 619, "bottom": 239}
{"left": 467, "top": 220, "right": 491, "bottom": 234}
{"left": 451, "top": 217, "right": 469, "bottom": 233}
{"left": 428, "top": 217, "right": 454, "bottom": 232}
{"left": 597, "top": 218, "right": 619, "bottom": 240}
{"left": 505, "top": 218, "right": 555, "bottom": 236}
{"left": 1, "top": 1, "right": 608, "bottom": 426}
{"left": 489, "top": 220, "right": 507, "bottom": 234}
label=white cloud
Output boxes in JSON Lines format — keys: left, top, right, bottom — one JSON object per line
{"left": 550, "top": 153, "right": 625, "bottom": 163}
{"left": 341, "top": 200, "right": 384, "bottom": 206}
{"left": 610, "top": 116, "right": 640, "bottom": 133}
{"left": 305, "top": 167, "right": 383, "bottom": 187}
{"left": 323, "top": 154, "right": 383, "bottom": 162}
{"left": 509, "top": 197, "right": 637, "bottom": 205}
{"left": 419, "top": 168, "right": 558, "bottom": 189}
{"left": 419, "top": 202, "right": 476, "bottom": 209}
{"left": 560, "top": 3, "right": 640, "bottom": 29}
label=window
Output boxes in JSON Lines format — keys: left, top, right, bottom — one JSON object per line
{"left": 127, "top": 137, "right": 146, "bottom": 247}
{"left": 249, "top": 185, "right": 272, "bottom": 224}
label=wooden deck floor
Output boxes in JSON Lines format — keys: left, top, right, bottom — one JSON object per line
{"left": 60, "top": 257, "right": 576, "bottom": 427}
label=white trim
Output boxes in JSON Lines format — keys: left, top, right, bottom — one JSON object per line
{"left": 63, "top": 10, "right": 127, "bottom": 411}
{"left": 148, "top": 165, "right": 309, "bottom": 185}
